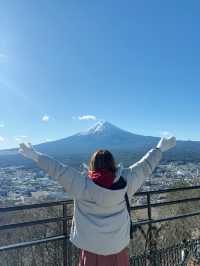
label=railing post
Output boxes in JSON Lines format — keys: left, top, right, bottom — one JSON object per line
{"left": 147, "top": 192, "right": 157, "bottom": 266}
{"left": 63, "top": 203, "right": 68, "bottom": 266}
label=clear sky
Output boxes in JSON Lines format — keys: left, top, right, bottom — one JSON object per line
{"left": 0, "top": 1, "right": 200, "bottom": 149}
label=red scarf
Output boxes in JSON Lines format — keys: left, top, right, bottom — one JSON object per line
{"left": 88, "top": 169, "right": 116, "bottom": 189}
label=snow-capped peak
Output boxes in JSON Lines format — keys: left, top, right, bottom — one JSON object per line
{"left": 78, "top": 121, "right": 121, "bottom": 136}
{"left": 88, "top": 121, "right": 111, "bottom": 134}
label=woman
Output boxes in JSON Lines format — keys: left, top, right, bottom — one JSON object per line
{"left": 19, "top": 136, "right": 176, "bottom": 266}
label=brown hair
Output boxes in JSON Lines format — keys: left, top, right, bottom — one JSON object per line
{"left": 89, "top": 149, "right": 117, "bottom": 174}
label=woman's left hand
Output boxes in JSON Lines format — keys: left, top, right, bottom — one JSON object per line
{"left": 19, "top": 143, "right": 40, "bottom": 162}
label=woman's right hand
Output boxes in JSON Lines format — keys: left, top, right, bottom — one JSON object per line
{"left": 19, "top": 143, "right": 40, "bottom": 162}
{"left": 157, "top": 136, "right": 176, "bottom": 152}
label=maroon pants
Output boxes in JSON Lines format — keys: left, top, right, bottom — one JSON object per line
{"left": 78, "top": 247, "right": 130, "bottom": 266}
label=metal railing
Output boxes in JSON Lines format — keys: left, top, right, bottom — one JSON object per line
{"left": 1, "top": 185, "right": 200, "bottom": 265}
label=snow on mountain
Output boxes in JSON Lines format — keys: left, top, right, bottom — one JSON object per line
{"left": 77, "top": 121, "right": 130, "bottom": 136}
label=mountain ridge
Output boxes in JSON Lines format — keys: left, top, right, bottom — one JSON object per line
{"left": 0, "top": 121, "right": 200, "bottom": 167}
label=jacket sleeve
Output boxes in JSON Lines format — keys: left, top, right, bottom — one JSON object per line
{"left": 122, "top": 148, "right": 162, "bottom": 198}
{"left": 36, "top": 153, "right": 86, "bottom": 198}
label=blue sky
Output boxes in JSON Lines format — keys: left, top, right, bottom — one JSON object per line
{"left": 0, "top": 1, "right": 200, "bottom": 149}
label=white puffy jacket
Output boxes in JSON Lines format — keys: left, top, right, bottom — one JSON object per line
{"left": 37, "top": 148, "right": 162, "bottom": 255}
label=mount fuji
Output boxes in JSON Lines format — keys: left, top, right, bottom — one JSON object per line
{"left": 0, "top": 121, "right": 200, "bottom": 167}
{"left": 35, "top": 121, "right": 160, "bottom": 156}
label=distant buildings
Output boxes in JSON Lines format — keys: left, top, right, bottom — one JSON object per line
{"left": 0, "top": 166, "right": 69, "bottom": 207}
{"left": 1, "top": 161, "right": 200, "bottom": 207}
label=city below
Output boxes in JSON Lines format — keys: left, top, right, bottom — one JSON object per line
{"left": 1, "top": 160, "right": 200, "bottom": 207}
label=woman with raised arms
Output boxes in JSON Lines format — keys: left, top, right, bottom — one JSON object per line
{"left": 19, "top": 136, "right": 176, "bottom": 266}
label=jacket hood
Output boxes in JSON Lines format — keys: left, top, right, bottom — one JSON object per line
{"left": 86, "top": 164, "right": 127, "bottom": 207}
